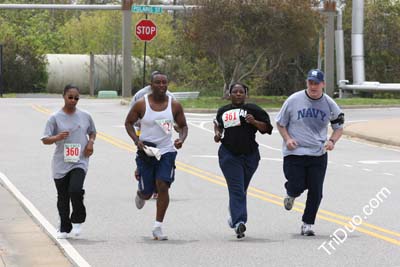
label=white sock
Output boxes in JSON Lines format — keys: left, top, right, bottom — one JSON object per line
{"left": 154, "top": 221, "right": 163, "bottom": 228}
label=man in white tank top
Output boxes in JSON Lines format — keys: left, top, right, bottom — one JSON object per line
{"left": 125, "top": 72, "right": 188, "bottom": 240}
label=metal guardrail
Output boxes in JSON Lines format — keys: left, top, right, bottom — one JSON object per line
{"left": 172, "top": 91, "right": 200, "bottom": 100}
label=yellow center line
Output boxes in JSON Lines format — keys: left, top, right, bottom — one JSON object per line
{"left": 32, "top": 104, "right": 400, "bottom": 245}
{"left": 177, "top": 164, "right": 400, "bottom": 246}
{"left": 176, "top": 161, "right": 400, "bottom": 238}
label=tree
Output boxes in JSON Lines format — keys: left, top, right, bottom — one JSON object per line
{"left": 181, "top": 0, "right": 320, "bottom": 96}
{"left": 364, "top": 0, "right": 400, "bottom": 83}
{"left": 0, "top": 9, "right": 55, "bottom": 92}
{"left": 59, "top": 11, "right": 182, "bottom": 92}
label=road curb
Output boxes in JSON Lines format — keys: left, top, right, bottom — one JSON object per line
{"left": 0, "top": 172, "right": 90, "bottom": 267}
{"left": 343, "top": 129, "right": 400, "bottom": 147}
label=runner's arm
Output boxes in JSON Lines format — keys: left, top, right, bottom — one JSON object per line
{"left": 125, "top": 100, "right": 144, "bottom": 148}
{"left": 172, "top": 101, "right": 188, "bottom": 149}
{"left": 41, "top": 131, "right": 69, "bottom": 145}
{"left": 84, "top": 132, "right": 96, "bottom": 157}
{"left": 276, "top": 123, "right": 297, "bottom": 150}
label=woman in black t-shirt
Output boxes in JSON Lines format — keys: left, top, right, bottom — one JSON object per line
{"left": 214, "top": 83, "right": 273, "bottom": 239}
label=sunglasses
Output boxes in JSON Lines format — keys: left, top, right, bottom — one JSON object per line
{"left": 68, "top": 96, "right": 80, "bottom": 101}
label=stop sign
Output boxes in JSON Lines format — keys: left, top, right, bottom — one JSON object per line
{"left": 135, "top": 19, "right": 157, "bottom": 42}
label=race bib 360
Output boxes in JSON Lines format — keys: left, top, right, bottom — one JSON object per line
{"left": 64, "top": 143, "right": 81, "bottom": 163}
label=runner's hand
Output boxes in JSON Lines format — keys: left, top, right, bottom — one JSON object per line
{"left": 174, "top": 138, "right": 184, "bottom": 149}
{"left": 136, "top": 140, "right": 145, "bottom": 150}
{"left": 56, "top": 131, "right": 69, "bottom": 141}
{"left": 214, "top": 132, "right": 222, "bottom": 143}
{"left": 134, "top": 168, "right": 140, "bottom": 181}
{"left": 324, "top": 140, "right": 335, "bottom": 151}
{"left": 245, "top": 114, "right": 255, "bottom": 124}
{"left": 84, "top": 142, "right": 94, "bottom": 157}
{"left": 286, "top": 138, "right": 298, "bottom": 150}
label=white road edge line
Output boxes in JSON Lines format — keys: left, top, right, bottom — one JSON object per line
{"left": 0, "top": 171, "right": 90, "bottom": 267}
{"left": 187, "top": 121, "right": 281, "bottom": 151}
{"left": 383, "top": 173, "right": 394, "bottom": 176}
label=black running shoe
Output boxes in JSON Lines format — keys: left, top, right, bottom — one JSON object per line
{"left": 235, "top": 222, "right": 246, "bottom": 239}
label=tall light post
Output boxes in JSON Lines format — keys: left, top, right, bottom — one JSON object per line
{"left": 323, "top": 0, "right": 337, "bottom": 97}
{"left": 0, "top": 44, "right": 3, "bottom": 97}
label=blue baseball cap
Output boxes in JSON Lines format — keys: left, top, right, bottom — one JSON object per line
{"left": 307, "top": 69, "right": 324, "bottom": 83}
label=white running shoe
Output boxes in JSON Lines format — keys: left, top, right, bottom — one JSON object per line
{"left": 152, "top": 227, "right": 168, "bottom": 241}
{"left": 135, "top": 193, "right": 145, "bottom": 209}
{"left": 227, "top": 206, "right": 234, "bottom": 228}
{"left": 284, "top": 195, "right": 295, "bottom": 210}
{"left": 71, "top": 223, "right": 82, "bottom": 237}
{"left": 57, "top": 231, "right": 68, "bottom": 239}
{"left": 301, "top": 223, "right": 315, "bottom": 236}
{"left": 227, "top": 217, "right": 234, "bottom": 228}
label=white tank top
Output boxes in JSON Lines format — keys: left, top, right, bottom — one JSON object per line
{"left": 140, "top": 94, "right": 176, "bottom": 154}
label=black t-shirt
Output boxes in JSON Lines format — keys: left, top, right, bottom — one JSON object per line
{"left": 215, "top": 103, "right": 272, "bottom": 155}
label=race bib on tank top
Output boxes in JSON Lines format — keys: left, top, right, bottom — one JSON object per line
{"left": 155, "top": 119, "right": 173, "bottom": 135}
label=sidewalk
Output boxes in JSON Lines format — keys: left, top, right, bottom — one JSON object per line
{"left": 343, "top": 118, "right": 400, "bottom": 147}
{"left": 0, "top": 118, "right": 398, "bottom": 267}
{"left": 0, "top": 183, "right": 72, "bottom": 267}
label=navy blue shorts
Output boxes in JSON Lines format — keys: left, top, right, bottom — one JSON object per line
{"left": 135, "top": 151, "right": 177, "bottom": 195}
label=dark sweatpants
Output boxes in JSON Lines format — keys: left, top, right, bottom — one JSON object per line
{"left": 218, "top": 144, "right": 260, "bottom": 227}
{"left": 283, "top": 153, "right": 327, "bottom": 225}
{"left": 54, "top": 168, "right": 86, "bottom": 233}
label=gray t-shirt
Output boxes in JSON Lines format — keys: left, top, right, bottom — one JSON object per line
{"left": 42, "top": 108, "right": 96, "bottom": 179}
{"left": 275, "top": 90, "right": 343, "bottom": 157}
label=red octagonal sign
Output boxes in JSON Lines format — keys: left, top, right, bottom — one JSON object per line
{"left": 135, "top": 19, "right": 157, "bottom": 42}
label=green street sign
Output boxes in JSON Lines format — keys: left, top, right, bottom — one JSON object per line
{"left": 132, "top": 5, "right": 163, "bottom": 14}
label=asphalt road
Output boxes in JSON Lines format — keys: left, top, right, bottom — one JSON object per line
{"left": 1, "top": 98, "right": 399, "bottom": 267}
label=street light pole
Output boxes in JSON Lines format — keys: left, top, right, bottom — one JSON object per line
{"left": 323, "top": 0, "right": 337, "bottom": 97}
{"left": 0, "top": 44, "right": 3, "bottom": 97}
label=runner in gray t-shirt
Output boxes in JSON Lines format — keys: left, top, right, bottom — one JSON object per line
{"left": 41, "top": 84, "right": 96, "bottom": 239}
{"left": 275, "top": 69, "right": 344, "bottom": 236}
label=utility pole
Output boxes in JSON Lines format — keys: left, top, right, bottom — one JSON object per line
{"left": 0, "top": 3, "right": 196, "bottom": 97}
{"left": 122, "top": 0, "right": 133, "bottom": 97}
{"left": 323, "top": 0, "right": 337, "bottom": 97}
{"left": 0, "top": 44, "right": 3, "bottom": 97}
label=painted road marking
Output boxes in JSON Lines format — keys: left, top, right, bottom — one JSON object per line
{"left": 32, "top": 104, "right": 400, "bottom": 246}
{"left": 0, "top": 172, "right": 91, "bottom": 267}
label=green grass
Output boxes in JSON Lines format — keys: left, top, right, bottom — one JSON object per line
{"left": 5, "top": 93, "right": 400, "bottom": 109}
{"left": 1, "top": 93, "right": 17, "bottom": 98}
{"left": 179, "top": 96, "right": 400, "bottom": 109}
{"left": 335, "top": 98, "right": 400, "bottom": 106}
{"left": 179, "top": 96, "right": 288, "bottom": 109}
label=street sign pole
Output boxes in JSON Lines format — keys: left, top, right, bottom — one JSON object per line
{"left": 142, "top": 13, "right": 148, "bottom": 88}
{"left": 133, "top": 5, "right": 161, "bottom": 88}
